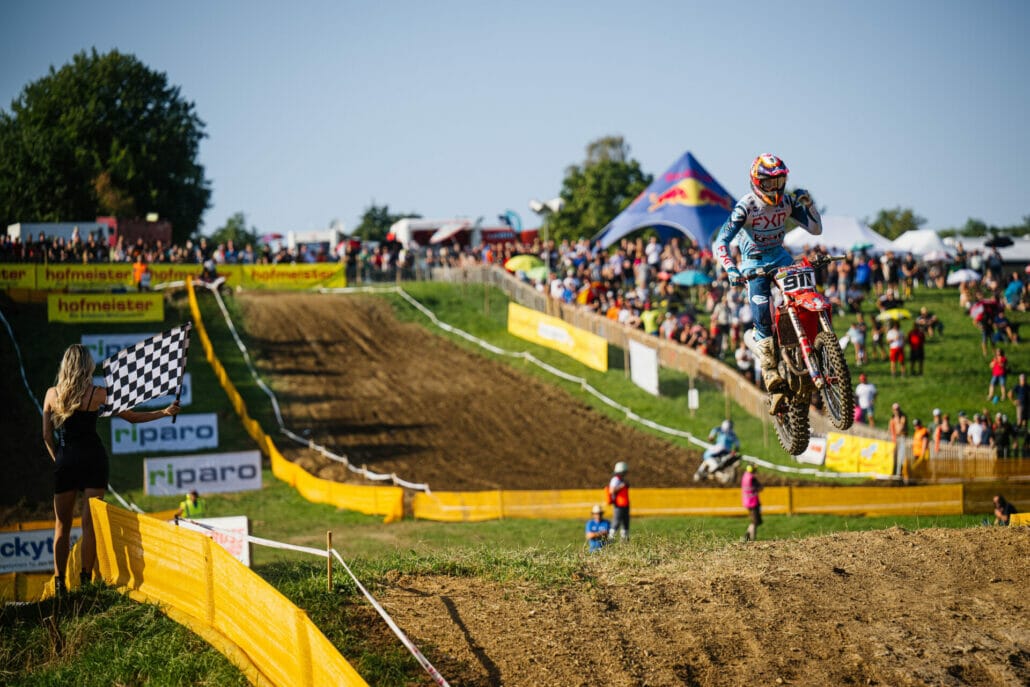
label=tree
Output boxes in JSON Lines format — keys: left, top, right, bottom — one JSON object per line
{"left": 352, "top": 203, "right": 420, "bottom": 242}
{"left": 545, "top": 136, "right": 652, "bottom": 243}
{"left": 209, "top": 212, "right": 258, "bottom": 247}
{"left": 866, "top": 207, "right": 926, "bottom": 240}
{"left": 0, "top": 49, "right": 211, "bottom": 243}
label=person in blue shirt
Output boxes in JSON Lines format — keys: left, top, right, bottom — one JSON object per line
{"left": 585, "top": 504, "right": 611, "bottom": 552}
{"left": 695, "top": 420, "right": 742, "bottom": 481}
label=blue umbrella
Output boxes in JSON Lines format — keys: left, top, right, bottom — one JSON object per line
{"left": 672, "top": 269, "right": 713, "bottom": 287}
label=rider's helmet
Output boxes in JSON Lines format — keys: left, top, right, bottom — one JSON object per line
{"left": 613, "top": 461, "right": 628, "bottom": 474}
{"left": 750, "top": 154, "right": 789, "bottom": 205}
{"left": 721, "top": 419, "right": 733, "bottom": 433}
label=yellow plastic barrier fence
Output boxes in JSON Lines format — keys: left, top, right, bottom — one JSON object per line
{"left": 412, "top": 485, "right": 963, "bottom": 521}
{"left": 91, "top": 499, "right": 367, "bottom": 687}
{"left": 186, "top": 280, "right": 402, "bottom": 521}
{"left": 1010, "top": 512, "right": 1030, "bottom": 526}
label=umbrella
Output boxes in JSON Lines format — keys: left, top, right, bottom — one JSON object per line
{"left": 671, "top": 269, "right": 714, "bottom": 287}
{"left": 877, "top": 308, "right": 912, "bottom": 322}
{"left": 984, "top": 236, "right": 1014, "bottom": 248}
{"left": 526, "top": 265, "right": 550, "bottom": 283}
{"left": 852, "top": 241, "right": 874, "bottom": 251}
{"left": 260, "top": 232, "right": 284, "bottom": 243}
{"left": 946, "top": 268, "right": 981, "bottom": 285}
{"left": 922, "top": 250, "right": 953, "bottom": 262}
{"left": 504, "top": 254, "right": 544, "bottom": 272}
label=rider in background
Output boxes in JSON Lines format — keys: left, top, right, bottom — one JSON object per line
{"left": 712, "top": 154, "right": 823, "bottom": 392}
{"left": 695, "top": 419, "right": 742, "bottom": 481}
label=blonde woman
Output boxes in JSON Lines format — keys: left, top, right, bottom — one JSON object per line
{"left": 42, "top": 344, "right": 179, "bottom": 593}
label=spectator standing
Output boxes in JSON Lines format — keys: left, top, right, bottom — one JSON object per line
{"left": 988, "top": 348, "right": 1008, "bottom": 404}
{"left": 906, "top": 325, "right": 925, "bottom": 376}
{"left": 741, "top": 465, "right": 763, "bottom": 542}
{"left": 1009, "top": 373, "right": 1029, "bottom": 429}
{"left": 584, "top": 505, "right": 611, "bottom": 552}
{"left": 992, "top": 495, "right": 1017, "bottom": 525}
{"left": 886, "top": 321, "right": 906, "bottom": 377}
{"left": 951, "top": 412, "right": 971, "bottom": 445}
{"left": 605, "top": 462, "right": 630, "bottom": 542}
{"left": 869, "top": 320, "right": 887, "bottom": 361}
{"left": 846, "top": 318, "right": 867, "bottom": 366}
{"left": 934, "top": 413, "right": 953, "bottom": 453}
{"left": 888, "top": 403, "right": 909, "bottom": 443}
{"left": 992, "top": 413, "right": 1014, "bottom": 458}
{"left": 906, "top": 418, "right": 930, "bottom": 484}
{"left": 43, "top": 344, "right": 180, "bottom": 594}
{"left": 967, "top": 414, "right": 987, "bottom": 447}
{"left": 855, "top": 373, "right": 877, "bottom": 426}
{"left": 735, "top": 340, "right": 754, "bottom": 384}
{"left": 175, "top": 490, "right": 206, "bottom": 519}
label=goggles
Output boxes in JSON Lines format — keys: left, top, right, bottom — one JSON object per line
{"left": 758, "top": 176, "right": 786, "bottom": 192}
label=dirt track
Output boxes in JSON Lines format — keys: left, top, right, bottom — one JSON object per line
{"left": 239, "top": 292, "right": 1029, "bottom": 687}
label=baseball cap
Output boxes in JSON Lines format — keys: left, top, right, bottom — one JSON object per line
{"left": 591, "top": 504, "right": 603, "bottom": 515}
{"left": 933, "top": 408, "right": 941, "bottom": 416}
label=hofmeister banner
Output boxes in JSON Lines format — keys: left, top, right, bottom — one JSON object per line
{"left": 48, "top": 293, "right": 164, "bottom": 323}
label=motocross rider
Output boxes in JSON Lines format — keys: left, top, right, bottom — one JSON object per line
{"left": 695, "top": 419, "right": 741, "bottom": 481}
{"left": 712, "top": 154, "right": 822, "bottom": 392}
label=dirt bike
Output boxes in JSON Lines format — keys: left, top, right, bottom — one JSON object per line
{"left": 743, "top": 255, "right": 854, "bottom": 455}
{"left": 693, "top": 449, "right": 743, "bottom": 485}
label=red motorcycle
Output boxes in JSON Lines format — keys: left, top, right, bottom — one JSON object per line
{"left": 744, "top": 255, "right": 853, "bottom": 455}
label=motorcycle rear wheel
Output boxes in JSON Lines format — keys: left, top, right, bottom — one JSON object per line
{"left": 814, "top": 331, "right": 854, "bottom": 430}
{"left": 772, "top": 398, "right": 810, "bottom": 456}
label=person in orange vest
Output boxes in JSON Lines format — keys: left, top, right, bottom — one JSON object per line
{"left": 605, "top": 461, "right": 630, "bottom": 541}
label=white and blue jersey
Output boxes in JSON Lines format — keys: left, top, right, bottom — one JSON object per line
{"left": 704, "top": 428, "right": 741, "bottom": 460}
{"left": 713, "top": 191, "right": 822, "bottom": 339}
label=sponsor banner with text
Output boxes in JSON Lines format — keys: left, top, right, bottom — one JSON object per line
{"left": 112, "top": 413, "right": 218, "bottom": 454}
{"left": 37, "top": 263, "right": 134, "bottom": 290}
{"left": 507, "top": 302, "right": 608, "bottom": 371}
{"left": 82, "top": 332, "right": 157, "bottom": 361}
{"left": 0, "top": 265, "right": 36, "bottom": 289}
{"left": 144, "top": 450, "right": 261, "bottom": 495}
{"left": 0, "top": 527, "right": 82, "bottom": 573}
{"left": 48, "top": 293, "right": 164, "bottom": 323}
{"left": 173, "top": 516, "right": 251, "bottom": 567}
{"left": 238, "top": 263, "right": 346, "bottom": 289}
{"left": 824, "top": 432, "right": 895, "bottom": 476}
{"left": 796, "top": 436, "right": 827, "bottom": 465}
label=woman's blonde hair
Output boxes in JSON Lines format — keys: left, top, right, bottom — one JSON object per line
{"left": 51, "top": 344, "right": 96, "bottom": 428}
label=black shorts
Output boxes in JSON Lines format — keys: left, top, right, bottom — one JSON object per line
{"left": 54, "top": 447, "right": 109, "bottom": 493}
{"left": 749, "top": 505, "right": 763, "bottom": 526}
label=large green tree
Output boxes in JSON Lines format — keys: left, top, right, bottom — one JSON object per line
{"left": 545, "top": 136, "right": 653, "bottom": 243}
{"left": 352, "top": 203, "right": 420, "bottom": 242}
{"left": 0, "top": 49, "right": 211, "bottom": 243}
{"left": 209, "top": 212, "right": 258, "bottom": 247}
{"left": 867, "top": 207, "right": 926, "bottom": 240}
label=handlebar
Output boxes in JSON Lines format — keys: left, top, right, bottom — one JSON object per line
{"left": 735, "top": 254, "right": 846, "bottom": 283}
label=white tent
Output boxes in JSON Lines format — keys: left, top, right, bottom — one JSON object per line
{"left": 890, "top": 229, "right": 947, "bottom": 256}
{"left": 783, "top": 215, "right": 893, "bottom": 254}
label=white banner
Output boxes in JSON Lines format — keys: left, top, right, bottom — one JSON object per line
{"left": 111, "top": 413, "right": 218, "bottom": 454}
{"left": 81, "top": 332, "right": 156, "bottom": 362}
{"left": 175, "top": 516, "right": 251, "bottom": 567}
{"left": 95, "top": 373, "right": 192, "bottom": 409}
{"left": 0, "top": 527, "right": 82, "bottom": 573}
{"left": 628, "top": 338, "right": 660, "bottom": 396}
{"left": 144, "top": 450, "right": 262, "bottom": 495}
{"left": 797, "top": 436, "right": 827, "bottom": 465}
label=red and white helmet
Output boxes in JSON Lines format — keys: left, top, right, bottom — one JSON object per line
{"left": 750, "top": 154, "right": 789, "bottom": 205}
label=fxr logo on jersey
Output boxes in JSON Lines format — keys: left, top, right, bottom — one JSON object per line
{"left": 752, "top": 212, "right": 787, "bottom": 229}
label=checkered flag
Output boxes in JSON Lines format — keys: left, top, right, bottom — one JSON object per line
{"left": 101, "top": 323, "right": 192, "bottom": 417}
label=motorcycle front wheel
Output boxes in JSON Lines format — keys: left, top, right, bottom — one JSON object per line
{"left": 772, "top": 398, "right": 810, "bottom": 456}
{"left": 814, "top": 331, "right": 854, "bottom": 430}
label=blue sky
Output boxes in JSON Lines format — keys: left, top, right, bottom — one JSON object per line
{"left": 3, "top": 0, "right": 1028, "bottom": 236}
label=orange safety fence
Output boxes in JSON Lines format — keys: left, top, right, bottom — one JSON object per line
{"left": 90, "top": 499, "right": 367, "bottom": 687}
{"left": 186, "top": 279, "right": 403, "bottom": 522}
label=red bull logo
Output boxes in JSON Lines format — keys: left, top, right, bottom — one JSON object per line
{"left": 647, "top": 178, "right": 733, "bottom": 212}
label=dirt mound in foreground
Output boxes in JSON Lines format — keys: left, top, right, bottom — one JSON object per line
{"left": 379, "top": 527, "right": 1028, "bottom": 687}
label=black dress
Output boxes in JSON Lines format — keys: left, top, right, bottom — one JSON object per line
{"left": 54, "top": 386, "right": 108, "bottom": 493}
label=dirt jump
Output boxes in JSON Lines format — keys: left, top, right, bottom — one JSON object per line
{"left": 237, "top": 292, "right": 1029, "bottom": 687}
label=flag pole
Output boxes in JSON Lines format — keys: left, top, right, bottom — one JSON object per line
{"left": 172, "top": 322, "right": 193, "bottom": 425}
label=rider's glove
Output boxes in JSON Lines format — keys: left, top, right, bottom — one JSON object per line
{"left": 792, "top": 188, "right": 813, "bottom": 208}
{"left": 725, "top": 266, "right": 743, "bottom": 286}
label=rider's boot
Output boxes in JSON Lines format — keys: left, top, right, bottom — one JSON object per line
{"left": 755, "top": 336, "right": 787, "bottom": 394}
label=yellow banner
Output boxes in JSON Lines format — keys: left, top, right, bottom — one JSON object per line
{"left": 238, "top": 263, "right": 346, "bottom": 289}
{"left": 507, "top": 302, "right": 608, "bottom": 371}
{"left": 48, "top": 293, "right": 165, "bottom": 323}
{"left": 0, "top": 265, "right": 36, "bottom": 289}
{"left": 147, "top": 263, "right": 205, "bottom": 285}
{"left": 825, "top": 432, "right": 896, "bottom": 476}
{"left": 37, "top": 263, "right": 134, "bottom": 290}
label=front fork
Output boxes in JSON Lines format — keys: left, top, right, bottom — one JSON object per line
{"left": 787, "top": 307, "right": 824, "bottom": 389}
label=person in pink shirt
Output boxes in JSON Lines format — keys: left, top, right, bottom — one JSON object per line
{"left": 741, "top": 464, "right": 763, "bottom": 542}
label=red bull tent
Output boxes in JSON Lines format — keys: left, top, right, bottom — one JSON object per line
{"left": 593, "top": 151, "right": 734, "bottom": 250}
